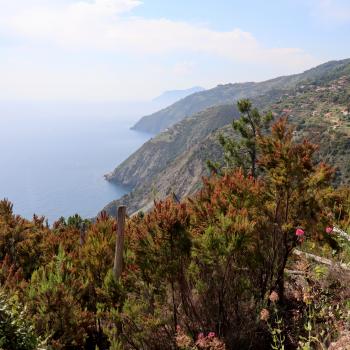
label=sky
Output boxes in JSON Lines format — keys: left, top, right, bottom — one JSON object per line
{"left": 0, "top": 0, "right": 349, "bottom": 102}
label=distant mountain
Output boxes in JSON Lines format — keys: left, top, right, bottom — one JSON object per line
{"left": 132, "top": 59, "right": 350, "bottom": 134}
{"left": 152, "top": 86, "right": 205, "bottom": 107}
{"left": 103, "top": 59, "right": 350, "bottom": 216}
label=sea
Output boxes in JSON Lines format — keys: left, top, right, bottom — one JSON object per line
{"left": 0, "top": 102, "right": 152, "bottom": 223}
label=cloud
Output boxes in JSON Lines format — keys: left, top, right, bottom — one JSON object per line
{"left": 0, "top": 0, "right": 321, "bottom": 101}
{"left": 2, "top": 0, "right": 316, "bottom": 69}
{"left": 3, "top": 0, "right": 142, "bottom": 46}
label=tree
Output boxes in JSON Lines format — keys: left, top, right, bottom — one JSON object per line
{"left": 183, "top": 117, "right": 336, "bottom": 346}
{"left": 258, "top": 117, "right": 335, "bottom": 297}
{"left": 212, "top": 99, "right": 272, "bottom": 177}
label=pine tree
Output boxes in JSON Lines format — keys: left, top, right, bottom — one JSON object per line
{"left": 210, "top": 99, "right": 272, "bottom": 177}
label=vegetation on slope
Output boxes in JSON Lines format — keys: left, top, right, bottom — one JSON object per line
{"left": 106, "top": 105, "right": 238, "bottom": 188}
{"left": 0, "top": 292, "right": 42, "bottom": 350}
{"left": 2, "top": 105, "right": 350, "bottom": 349}
{"left": 132, "top": 59, "right": 350, "bottom": 134}
{"left": 272, "top": 74, "right": 350, "bottom": 185}
{"left": 104, "top": 105, "right": 238, "bottom": 214}
{"left": 104, "top": 63, "right": 350, "bottom": 217}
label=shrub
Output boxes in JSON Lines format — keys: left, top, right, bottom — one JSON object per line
{"left": 0, "top": 291, "right": 43, "bottom": 350}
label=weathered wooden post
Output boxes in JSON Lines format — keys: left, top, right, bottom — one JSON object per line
{"left": 80, "top": 222, "right": 86, "bottom": 246}
{"left": 113, "top": 206, "right": 126, "bottom": 280}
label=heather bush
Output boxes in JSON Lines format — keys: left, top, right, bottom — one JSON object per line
{"left": 0, "top": 101, "right": 349, "bottom": 349}
{"left": 26, "top": 246, "right": 93, "bottom": 349}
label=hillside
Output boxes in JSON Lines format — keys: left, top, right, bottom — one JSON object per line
{"left": 104, "top": 105, "right": 237, "bottom": 214}
{"left": 104, "top": 125, "right": 233, "bottom": 215}
{"left": 132, "top": 59, "right": 350, "bottom": 134}
{"left": 106, "top": 104, "right": 237, "bottom": 187}
{"left": 103, "top": 62, "right": 350, "bottom": 216}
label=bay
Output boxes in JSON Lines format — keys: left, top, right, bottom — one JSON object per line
{"left": 0, "top": 105, "right": 150, "bottom": 223}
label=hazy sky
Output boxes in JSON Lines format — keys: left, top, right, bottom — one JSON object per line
{"left": 0, "top": 0, "right": 349, "bottom": 101}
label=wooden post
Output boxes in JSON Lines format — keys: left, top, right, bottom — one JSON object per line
{"left": 80, "top": 222, "right": 86, "bottom": 246}
{"left": 113, "top": 206, "right": 126, "bottom": 280}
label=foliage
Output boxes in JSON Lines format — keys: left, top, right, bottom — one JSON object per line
{"left": 26, "top": 246, "right": 93, "bottom": 349}
{"left": 0, "top": 291, "right": 44, "bottom": 350}
{"left": 1, "top": 100, "right": 350, "bottom": 349}
{"left": 213, "top": 99, "right": 272, "bottom": 177}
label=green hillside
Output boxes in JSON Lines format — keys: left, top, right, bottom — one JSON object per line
{"left": 132, "top": 59, "right": 350, "bottom": 134}
{"left": 104, "top": 61, "right": 350, "bottom": 216}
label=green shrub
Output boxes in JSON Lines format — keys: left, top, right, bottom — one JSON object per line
{"left": 0, "top": 291, "right": 43, "bottom": 350}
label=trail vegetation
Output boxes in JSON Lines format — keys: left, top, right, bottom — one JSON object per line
{"left": 2, "top": 100, "right": 350, "bottom": 349}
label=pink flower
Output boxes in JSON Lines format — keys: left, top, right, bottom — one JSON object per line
{"left": 326, "top": 226, "right": 333, "bottom": 234}
{"left": 295, "top": 228, "right": 305, "bottom": 236}
{"left": 197, "top": 333, "right": 205, "bottom": 340}
{"left": 208, "top": 332, "right": 216, "bottom": 338}
{"left": 269, "top": 291, "right": 279, "bottom": 303}
{"left": 260, "top": 308, "right": 270, "bottom": 321}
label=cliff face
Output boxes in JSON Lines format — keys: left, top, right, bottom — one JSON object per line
{"left": 103, "top": 105, "right": 237, "bottom": 215}
{"left": 131, "top": 59, "right": 350, "bottom": 134}
{"left": 103, "top": 125, "right": 233, "bottom": 215}
{"left": 102, "top": 59, "right": 350, "bottom": 217}
{"left": 105, "top": 104, "right": 238, "bottom": 188}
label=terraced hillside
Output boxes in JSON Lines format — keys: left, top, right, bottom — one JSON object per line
{"left": 132, "top": 59, "right": 350, "bottom": 134}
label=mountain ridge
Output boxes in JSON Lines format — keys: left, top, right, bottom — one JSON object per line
{"left": 132, "top": 59, "right": 350, "bottom": 134}
{"left": 103, "top": 59, "right": 350, "bottom": 216}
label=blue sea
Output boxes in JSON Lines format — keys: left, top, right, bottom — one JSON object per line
{"left": 0, "top": 104, "right": 151, "bottom": 223}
